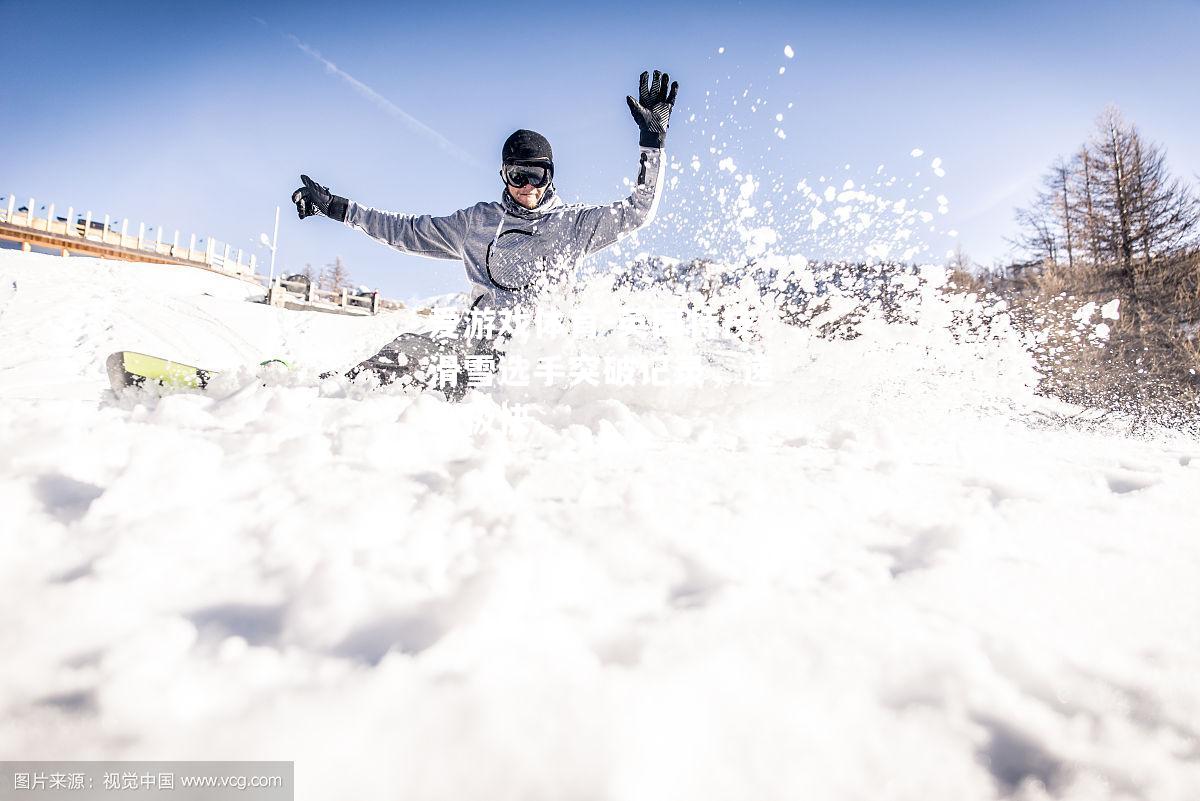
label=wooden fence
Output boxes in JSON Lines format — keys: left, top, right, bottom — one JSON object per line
{"left": 267, "top": 276, "right": 381, "bottom": 316}
{"left": 1, "top": 193, "right": 397, "bottom": 315}
{"left": 0, "top": 193, "right": 260, "bottom": 282}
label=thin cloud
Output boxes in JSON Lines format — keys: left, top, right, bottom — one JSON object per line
{"left": 273, "top": 25, "right": 481, "bottom": 168}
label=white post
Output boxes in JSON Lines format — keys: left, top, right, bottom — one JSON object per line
{"left": 64, "top": 206, "right": 74, "bottom": 236}
{"left": 189, "top": 233, "right": 196, "bottom": 259}
{"left": 205, "top": 238, "right": 215, "bottom": 264}
{"left": 235, "top": 248, "right": 243, "bottom": 269}
{"left": 121, "top": 219, "right": 129, "bottom": 244}
{"left": 84, "top": 211, "right": 93, "bottom": 240}
{"left": 154, "top": 226, "right": 162, "bottom": 254}
{"left": 137, "top": 221, "right": 144, "bottom": 250}
{"left": 27, "top": 199, "right": 35, "bottom": 227}
{"left": 5, "top": 195, "right": 13, "bottom": 223}
{"left": 250, "top": 254, "right": 257, "bottom": 271}
{"left": 103, "top": 214, "right": 111, "bottom": 244}
{"left": 221, "top": 243, "right": 230, "bottom": 268}
{"left": 268, "top": 205, "right": 280, "bottom": 283}
{"left": 47, "top": 203, "right": 55, "bottom": 232}
{"left": 173, "top": 230, "right": 180, "bottom": 253}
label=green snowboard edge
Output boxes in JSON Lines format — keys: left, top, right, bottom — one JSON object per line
{"left": 106, "top": 351, "right": 215, "bottom": 392}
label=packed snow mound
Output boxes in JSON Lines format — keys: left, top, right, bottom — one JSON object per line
{"left": 2, "top": 251, "right": 1199, "bottom": 801}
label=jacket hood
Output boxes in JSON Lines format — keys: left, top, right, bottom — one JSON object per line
{"left": 501, "top": 183, "right": 563, "bottom": 219}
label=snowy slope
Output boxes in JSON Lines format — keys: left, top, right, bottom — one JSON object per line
{"left": 0, "top": 252, "right": 429, "bottom": 399}
{"left": 1, "top": 250, "right": 1198, "bottom": 801}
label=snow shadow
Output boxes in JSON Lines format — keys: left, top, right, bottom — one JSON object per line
{"left": 36, "top": 688, "right": 98, "bottom": 715}
{"left": 973, "top": 714, "right": 1067, "bottom": 795}
{"left": 333, "top": 611, "right": 448, "bottom": 665}
{"left": 188, "top": 602, "right": 285, "bottom": 646}
{"left": 34, "top": 474, "right": 104, "bottom": 524}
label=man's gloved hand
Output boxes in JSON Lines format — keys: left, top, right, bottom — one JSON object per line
{"left": 626, "top": 70, "right": 679, "bottom": 149}
{"left": 291, "top": 175, "right": 349, "bottom": 222}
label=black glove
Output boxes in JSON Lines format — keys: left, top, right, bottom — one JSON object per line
{"left": 291, "top": 174, "right": 349, "bottom": 222}
{"left": 626, "top": 70, "right": 678, "bottom": 149}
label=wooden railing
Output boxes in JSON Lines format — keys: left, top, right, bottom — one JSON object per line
{"left": 0, "top": 193, "right": 259, "bottom": 282}
{"left": 267, "top": 276, "right": 381, "bottom": 316}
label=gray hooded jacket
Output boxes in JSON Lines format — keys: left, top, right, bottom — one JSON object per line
{"left": 342, "top": 146, "right": 665, "bottom": 309}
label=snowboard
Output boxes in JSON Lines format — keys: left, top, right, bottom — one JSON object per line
{"left": 106, "top": 334, "right": 493, "bottom": 399}
{"left": 106, "top": 351, "right": 288, "bottom": 393}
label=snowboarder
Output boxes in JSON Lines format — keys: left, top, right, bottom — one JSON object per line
{"left": 291, "top": 69, "right": 679, "bottom": 393}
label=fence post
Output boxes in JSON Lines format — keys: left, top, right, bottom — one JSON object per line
{"left": 27, "top": 199, "right": 35, "bottom": 228}
{"left": 221, "top": 243, "right": 230, "bottom": 269}
{"left": 65, "top": 206, "right": 74, "bottom": 236}
{"left": 235, "top": 248, "right": 243, "bottom": 270}
{"left": 5, "top": 195, "right": 13, "bottom": 222}
{"left": 137, "top": 222, "right": 145, "bottom": 250}
{"left": 84, "top": 211, "right": 93, "bottom": 239}
{"left": 205, "top": 238, "right": 215, "bottom": 265}
{"left": 172, "top": 230, "right": 180, "bottom": 255}
{"left": 371, "top": 291, "right": 379, "bottom": 315}
{"left": 155, "top": 225, "right": 162, "bottom": 252}
{"left": 121, "top": 219, "right": 129, "bottom": 247}
{"left": 249, "top": 254, "right": 257, "bottom": 271}
{"left": 47, "top": 203, "right": 55, "bottom": 232}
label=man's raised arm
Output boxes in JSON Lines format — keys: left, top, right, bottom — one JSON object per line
{"left": 291, "top": 174, "right": 472, "bottom": 260}
{"left": 575, "top": 70, "right": 679, "bottom": 255}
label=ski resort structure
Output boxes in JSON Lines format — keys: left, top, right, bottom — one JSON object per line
{"left": 0, "top": 193, "right": 261, "bottom": 283}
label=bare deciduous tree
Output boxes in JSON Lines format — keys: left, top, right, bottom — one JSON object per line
{"left": 1000, "top": 106, "right": 1200, "bottom": 421}
{"left": 321, "top": 257, "right": 352, "bottom": 293}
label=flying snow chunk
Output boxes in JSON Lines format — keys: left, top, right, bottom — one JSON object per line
{"left": 1101, "top": 298, "right": 1121, "bottom": 320}
{"left": 911, "top": 148, "right": 924, "bottom": 157}
{"left": 784, "top": 45, "right": 795, "bottom": 58}
{"left": 718, "top": 47, "right": 725, "bottom": 54}
{"left": 718, "top": 157, "right": 737, "bottom": 173}
{"left": 809, "top": 208, "right": 827, "bottom": 230}
{"left": 778, "top": 67, "right": 786, "bottom": 75}
{"left": 777, "top": 130, "right": 787, "bottom": 140}
{"left": 775, "top": 113, "right": 783, "bottom": 122}
{"left": 690, "top": 156, "right": 702, "bottom": 172}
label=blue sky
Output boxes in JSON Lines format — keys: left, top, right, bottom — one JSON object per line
{"left": 3, "top": 0, "right": 1198, "bottom": 300}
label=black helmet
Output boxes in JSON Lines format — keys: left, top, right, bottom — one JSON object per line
{"left": 502, "top": 129, "right": 553, "bottom": 166}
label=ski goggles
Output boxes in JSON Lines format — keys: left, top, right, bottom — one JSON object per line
{"left": 501, "top": 162, "right": 553, "bottom": 188}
